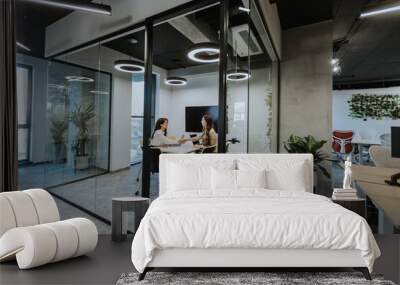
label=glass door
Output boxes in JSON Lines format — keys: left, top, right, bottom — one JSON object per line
{"left": 225, "top": 0, "right": 278, "bottom": 153}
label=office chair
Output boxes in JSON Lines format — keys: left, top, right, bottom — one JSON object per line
{"left": 332, "top": 130, "right": 353, "bottom": 159}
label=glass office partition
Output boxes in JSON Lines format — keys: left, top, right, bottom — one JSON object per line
{"left": 226, "top": 0, "right": 278, "bottom": 153}
{"left": 17, "top": 50, "right": 111, "bottom": 193}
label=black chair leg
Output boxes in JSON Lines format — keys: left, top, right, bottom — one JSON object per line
{"left": 138, "top": 268, "right": 147, "bottom": 281}
{"left": 354, "top": 267, "right": 371, "bottom": 280}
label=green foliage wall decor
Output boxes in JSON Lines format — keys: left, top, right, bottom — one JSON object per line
{"left": 348, "top": 94, "right": 400, "bottom": 120}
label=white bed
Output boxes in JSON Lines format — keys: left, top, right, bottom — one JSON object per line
{"left": 131, "top": 154, "right": 380, "bottom": 280}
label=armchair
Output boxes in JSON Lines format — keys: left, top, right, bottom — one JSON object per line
{"left": 0, "top": 189, "right": 98, "bottom": 269}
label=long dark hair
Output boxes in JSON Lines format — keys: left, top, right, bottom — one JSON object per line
{"left": 202, "top": 115, "right": 213, "bottom": 146}
{"left": 152, "top": 118, "right": 168, "bottom": 138}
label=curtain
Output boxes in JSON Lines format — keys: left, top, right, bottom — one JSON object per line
{"left": 0, "top": 0, "right": 18, "bottom": 192}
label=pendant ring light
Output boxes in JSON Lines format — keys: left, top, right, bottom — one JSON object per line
{"left": 114, "top": 59, "right": 145, "bottom": 73}
{"left": 65, "top": 75, "right": 94, "bottom": 82}
{"left": 187, "top": 42, "right": 220, "bottom": 63}
{"left": 165, "top": 77, "right": 187, "bottom": 86}
{"left": 227, "top": 39, "right": 250, "bottom": 81}
{"left": 227, "top": 69, "right": 251, "bottom": 81}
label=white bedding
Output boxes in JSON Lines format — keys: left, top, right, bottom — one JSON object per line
{"left": 131, "top": 190, "right": 380, "bottom": 273}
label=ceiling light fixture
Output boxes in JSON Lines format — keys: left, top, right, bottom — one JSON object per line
{"left": 330, "top": 58, "right": 339, "bottom": 65}
{"left": 65, "top": 75, "right": 94, "bottom": 82}
{"left": 90, "top": 90, "right": 109, "bottom": 95}
{"left": 114, "top": 60, "right": 145, "bottom": 73}
{"left": 227, "top": 40, "right": 251, "bottom": 81}
{"left": 187, "top": 43, "right": 220, "bottom": 63}
{"left": 238, "top": 6, "right": 250, "bottom": 13}
{"left": 165, "top": 77, "right": 187, "bottom": 86}
{"left": 227, "top": 69, "right": 251, "bottom": 81}
{"left": 128, "top": 38, "right": 138, "bottom": 44}
{"left": 25, "top": 0, "right": 112, "bottom": 15}
{"left": 17, "top": 42, "right": 31, "bottom": 52}
{"left": 332, "top": 65, "right": 341, "bottom": 74}
{"left": 360, "top": 2, "right": 400, "bottom": 18}
{"left": 48, "top": 84, "right": 67, "bottom": 89}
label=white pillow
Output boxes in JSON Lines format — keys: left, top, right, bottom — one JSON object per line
{"left": 211, "top": 168, "right": 236, "bottom": 190}
{"left": 236, "top": 169, "right": 267, "bottom": 189}
{"left": 167, "top": 160, "right": 235, "bottom": 191}
{"left": 237, "top": 159, "right": 308, "bottom": 191}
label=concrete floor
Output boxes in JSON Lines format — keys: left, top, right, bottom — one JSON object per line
{"left": 1, "top": 235, "right": 398, "bottom": 285}
{"left": 0, "top": 235, "right": 134, "bottom": 285}
{"left": 18, "top": 162, "right": 106, "bottom": 190}
{"left": 48, "top": 164, "right": 158, "bottom": 215}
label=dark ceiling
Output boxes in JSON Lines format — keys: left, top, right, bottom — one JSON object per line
{"left": 276, "top": 0, "right": 334, "bottom": 30}
{"left": 275, "top": 0, "right": 400, "bottom": 86}
{"left": 16, "top": 0, "right": 93, "bottom": 57}
{"left": 333, "top": 0, "right": 400, "bottom": 86}
{"left": 103, "top": 2, "right": 269, "bottom": 71}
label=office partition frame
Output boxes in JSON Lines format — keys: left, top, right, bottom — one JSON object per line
{"left": 46, "top": 0, "right": 281, "bottom": 198}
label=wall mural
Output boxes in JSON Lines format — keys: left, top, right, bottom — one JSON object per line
{"left": 348, "top": 94, "right": 400, "bottom": 120}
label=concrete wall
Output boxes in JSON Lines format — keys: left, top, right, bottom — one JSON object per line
{"left": 45, "top": 0, "right": 191, "bottom": 57}
{"left": 256, "top": 0, "right": 282, "bottom": 59}
{"left": 333, "top": 86, "right": 400, "bottom": 139}
{"left": 280, "top": 21, "right": 333, "bottom": 156}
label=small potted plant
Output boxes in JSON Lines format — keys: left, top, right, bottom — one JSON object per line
{"left": 49, "top": 115, "right": 69, "bottom": 163}
{"left": 70, "top": 104, "right": 95, "bottom": 170}
{"left": 284, "top": 135, "right": 331, "bottom": 189}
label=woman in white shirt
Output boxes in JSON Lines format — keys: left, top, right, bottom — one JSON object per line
{"left": 151, "top": 118, "right": 185, "bottom": 146}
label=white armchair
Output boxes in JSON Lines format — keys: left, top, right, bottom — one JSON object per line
{"left": 0, "top": 189, "right": 98, "bottom": 269}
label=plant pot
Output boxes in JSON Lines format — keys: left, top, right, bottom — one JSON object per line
{"left": 75, "top": 155, "right": 89, "bottom": 170}
{"left": 53, "top": 143, "right": 66, "bottom": 164}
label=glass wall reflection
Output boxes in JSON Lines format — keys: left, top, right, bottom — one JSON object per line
{"left": 17, "top": 54, "right": 111, "bottom": 190}
{"left": 226, "top": 0, "right": 278, "bottom": 153}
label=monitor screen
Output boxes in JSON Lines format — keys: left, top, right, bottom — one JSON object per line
{"left": 392, "top": 126, "right": 400, "bottom": 158}
{"left": 185, "top": 106, "right": 218, "bottom": 133}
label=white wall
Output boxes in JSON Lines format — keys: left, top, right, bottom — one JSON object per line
{"left": 165, "top": 73, "right": 219, "bottom": 137}
{"left": 161, "top": 67, "right": 275, "bottom": 153}
{"left": 45, "top": 0, "right": 191, "bottom": 57}
{"left": 333, "top": 87, "right": 400, "bottom": 139}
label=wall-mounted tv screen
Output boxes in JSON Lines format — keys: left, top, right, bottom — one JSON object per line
{"left": 185, "top": 106, "right": 218, "bottom": 133}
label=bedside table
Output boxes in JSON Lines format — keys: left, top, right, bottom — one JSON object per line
{"left": 332, "top": 198, "right": 366, "bottom": 218}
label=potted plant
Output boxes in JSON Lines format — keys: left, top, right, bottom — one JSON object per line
{"left": 70, "top": 104, "right": 95, "bottom": 170}
{"left": 49, "top": 115, "right": 69, "bottom": 163}
{"left": 284, "top": 135, "right": 331, "bottom": 189}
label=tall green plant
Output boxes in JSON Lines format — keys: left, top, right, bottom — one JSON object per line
{"left": 284, "top": 134, "right": 330, "bottom": 178}
{"left": 70, "top": 104, "right": 95, "bottom": 156}
{"left": 49, "top": 115, "right": 69, "bottom": 144}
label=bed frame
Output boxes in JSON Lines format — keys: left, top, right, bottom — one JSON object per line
{"left": 138, "top": 248, "right": 371, "bottom": 280}
{"left": 138, "top": 154, "right": 372, "bottom": 281}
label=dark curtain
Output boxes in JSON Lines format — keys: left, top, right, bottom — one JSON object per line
{"left": 0, "top": 0, "right": 18, "bottom": 192}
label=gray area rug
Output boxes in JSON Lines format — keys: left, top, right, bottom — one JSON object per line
{"left": 116, "top": 272, "right": 395, "bottom": 285}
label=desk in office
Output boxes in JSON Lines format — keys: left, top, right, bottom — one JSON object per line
{"left": 157, "top": 145, "right": 203, "bottom": 154}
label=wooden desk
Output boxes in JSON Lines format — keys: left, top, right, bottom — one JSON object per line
{"left": 352, "top": 165, "right": 400, "bottom": 229}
